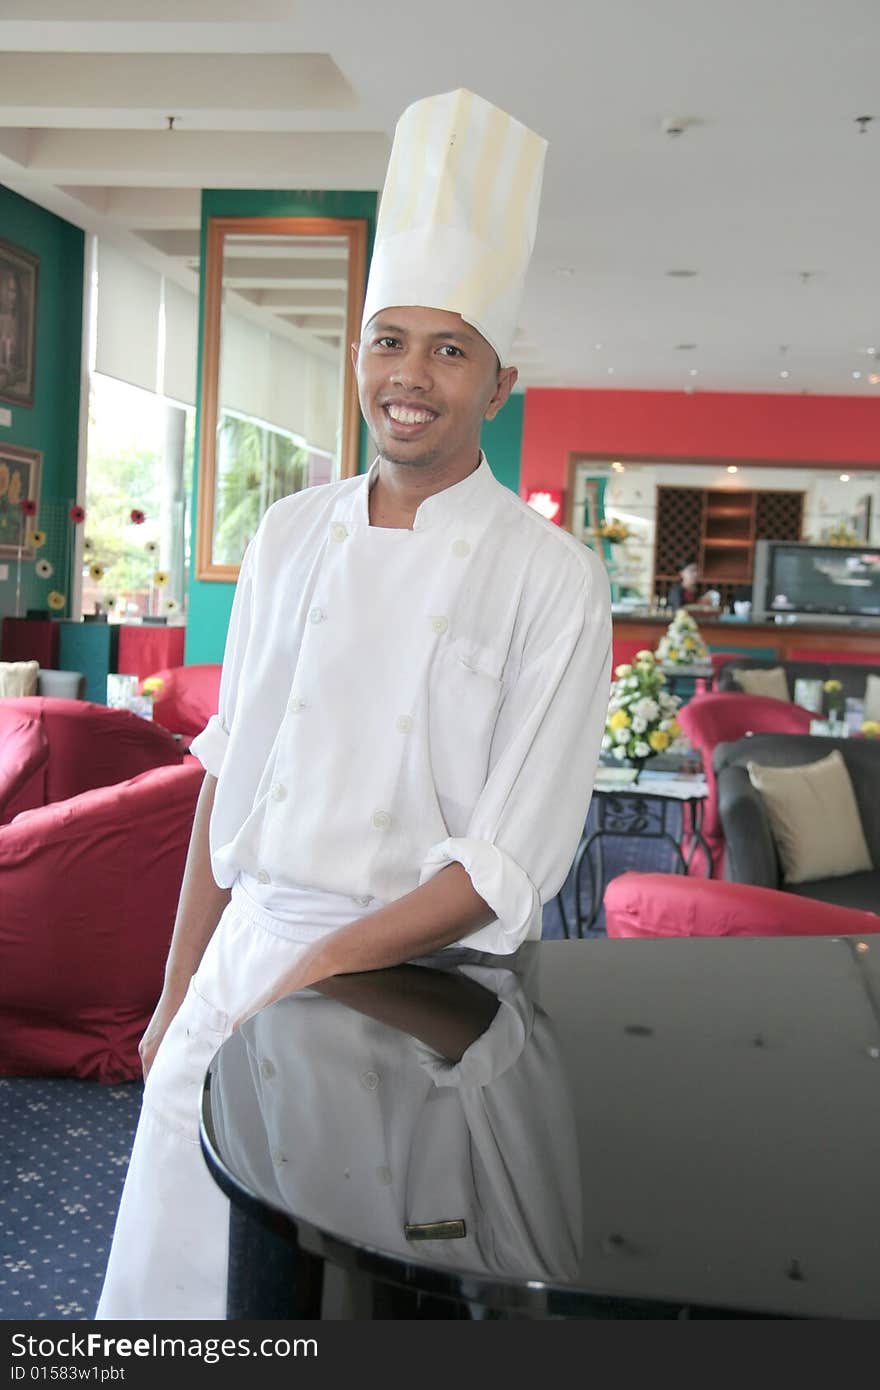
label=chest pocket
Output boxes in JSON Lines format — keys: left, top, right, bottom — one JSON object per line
{"left": 428, "top": 636, "right": 505, "bottom": 833}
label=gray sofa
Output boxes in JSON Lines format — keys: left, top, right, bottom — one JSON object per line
{"left": 716, "top": 658, "right": 879, "bottom": 704}
{"left": 715, "top": 732, "right": 880, "bottom": 912}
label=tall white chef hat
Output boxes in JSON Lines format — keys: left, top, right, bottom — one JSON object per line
{"left": 361, "top": 88, "right": 547, "bottom": 368}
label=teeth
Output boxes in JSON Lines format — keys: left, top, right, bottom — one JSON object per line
{"left": 386, "top": 404, "right": 435, "bottom": 425}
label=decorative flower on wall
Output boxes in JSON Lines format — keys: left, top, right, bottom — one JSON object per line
{"left": 129, "top": 508, "right": 146, "bottom": 525}
{"left": 153, "top": 570, "right": 169, "bottom": 588}
{"left": 35, "top": 558, "right": 53, "bottom": 579}
{"left": 164, "top": 597, "right": 179, "bottom": 614}
{"left": 19, "top": 497, "right": 37, "bottom": 518}
{"left": 27, "top": 529, "right": 46, "bottom": 548}
{"left": 145, "top": 540, "right": 159, "bottom": 557}
{"left": 69, "top": 504, "right": 86, "bottom": 524}
{"left": 47, "top": 590, "right": 66, "bottom": 611}
{"left": 89, "top": 562, "right": 106, "bottom": 583}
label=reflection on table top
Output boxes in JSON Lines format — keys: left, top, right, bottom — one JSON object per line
{"left": 593, "top": 771, "right": 709, "bottom": 800}
{"left": 201, "top": 936, "right": 880, "bottom": 1319}
{"left": 659, "top": 661, "right": 715, "bottom": 678}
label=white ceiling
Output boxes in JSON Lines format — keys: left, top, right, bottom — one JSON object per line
{"left": 2, "top": 0, "right": 879, "bottom": 396}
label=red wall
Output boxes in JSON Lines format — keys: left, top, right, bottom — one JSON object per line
{"left": 520, "top": 388, "right": 880, "bottom": 497}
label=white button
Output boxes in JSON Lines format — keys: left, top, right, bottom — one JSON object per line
{"left": 377, "top": 1165, "right": 393, "bottom": 1186}
{"left": 354, "top": 895, "right": 372, "bottom": 907}
{"left": 430, "top": 615, "right": 449, "bottom": 634}
{"left": 289, "top": 695, "right": 306, "bottom": 713}
{"left": 256, "top": 869, "right": 270, "bottom": 885}
{"left": 360, "top": 1071, "right": 380, "bottom": 1091}
{"left": 330, "top": 522, "right": 348, "bottom": 542}
{"left": 309, "top": 606, "right": 325, "bottom": 624}
{"left": 372, "top": 810, "right": 392, "bottom": 831}
{"left": 452, "top": 538, "right": 471, "bottom": 557}
{"left": 395, "top": 715, "right": 413, "bottom": 734}
{"left": 260, "top": 1059, "right": 276, "bottom": 1080}
{"left": 270, "top": 782, "right": 287, "bottom": 802}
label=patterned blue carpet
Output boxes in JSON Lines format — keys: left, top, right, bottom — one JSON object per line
{"left": 0, "top": 816, "right": 680, "bottom": 1321}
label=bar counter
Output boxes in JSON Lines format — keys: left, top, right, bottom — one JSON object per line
{"left": 612, "top": 611, "right": 880, "bottom": 662}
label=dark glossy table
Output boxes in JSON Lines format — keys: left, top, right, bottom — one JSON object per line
{"left": 200, "top": 936, "right": 880, "bottom": 1320}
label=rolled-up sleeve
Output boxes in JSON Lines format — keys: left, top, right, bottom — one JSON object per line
{"left": 419, "top": 552, "right": 611, "bottom": 955}
{"left": 188, "top": 538, "right": 256, "bottom": 778}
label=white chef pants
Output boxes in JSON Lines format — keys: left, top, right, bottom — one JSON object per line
{"left": 95, "top": 879, "right": 377, "bottom": 1321}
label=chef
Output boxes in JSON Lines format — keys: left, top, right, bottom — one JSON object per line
{"left": 97, "top": 87, "right": 611, "bottom": 1321}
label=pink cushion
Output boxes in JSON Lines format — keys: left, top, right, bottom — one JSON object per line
{"left": 0, "top": 759, "right": 203, "bottom": 1083}
{"left": 0, "top": 707, "right": 49, "bottom": 822}
{"left": 604, "top": 872, "right": 880, "bottom": 939}
{"left": 144, "top": 665, "right": 221, "bottom": 740}
{"left": 0, "top": 697, "right": 183, "bottom": 821}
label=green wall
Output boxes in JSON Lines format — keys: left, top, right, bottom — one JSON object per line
{"left": 481, "top": 390, "right": 523, "bottom": 494}
{"left": 0, "top": 186, "right": 83, "bottom": 621}
{"left": 185, "top": 189, "right": 377, "bottom": 665}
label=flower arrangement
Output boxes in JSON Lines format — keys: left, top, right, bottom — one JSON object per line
{"left": 859, "top": 720, "right": 880, "bottom": 739}
{"left": 595, "top": 518, "right": 630, "bottom": 544}
{"left": 823, "top": 678, "right": 845, "bottom": 718}
{"left": 601, "top": 650, "right": 682, "bottom": 765}
{"left": 655, "top": 609, "right": 710, "bottom": 667}
{"left": 825, "top": 521, "right": 859, "bottom": 546}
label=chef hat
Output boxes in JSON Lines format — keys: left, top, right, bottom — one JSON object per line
{"left": 361, "top": 88, "right": 547, "bottom": 367}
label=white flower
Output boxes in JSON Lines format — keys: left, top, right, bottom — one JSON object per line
{"left": 631, "top": 715, "right": 647, "bottom": 734}
{"left": 614, "top": 728, "right": 631, "bottom": 745}
{"left": 35, "top": 558, "right": 54, "bottom": 578}
{"left": 601, "top": 734, "right": 612, "bottom": 750}
{"left": 634, "top": 741, "right": 651, "bottom": 758}
{"left": 627, "top": 676, "right": 639, "bottom": 689}
{"left": 633, "top": 697, "right": 659, "bottom": 722}
{"left": 615, "top": 664, "right": 632, "bottom": 678}
{"left": 612, "top": 744, "right": 627, "bottom": 761}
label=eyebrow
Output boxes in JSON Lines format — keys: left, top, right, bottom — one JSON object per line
{"left": 370, "top": 322, "right": 476, "bottom": 344}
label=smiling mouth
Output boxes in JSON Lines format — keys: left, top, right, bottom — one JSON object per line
{"left": 382, "top": 402, "right": 439, "bottom": 430}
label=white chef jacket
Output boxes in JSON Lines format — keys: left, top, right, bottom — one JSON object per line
{"left": 189, "top": 455, "right": 611, "bottom": 955}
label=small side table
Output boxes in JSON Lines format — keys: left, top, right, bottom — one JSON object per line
{"left": 559, "top": 774, "right": 711, "bottom": 938}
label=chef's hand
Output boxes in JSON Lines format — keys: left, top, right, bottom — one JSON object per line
{"left": 139, "top": 986, "right": 188, "bottom": 1080}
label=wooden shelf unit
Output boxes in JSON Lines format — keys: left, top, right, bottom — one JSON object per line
{"left": 653, "top": 484, "right": 804, "bottom": 605}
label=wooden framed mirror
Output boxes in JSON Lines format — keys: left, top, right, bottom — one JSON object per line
{"left": 195, "top": 215, "right": 368, "bottom": 581}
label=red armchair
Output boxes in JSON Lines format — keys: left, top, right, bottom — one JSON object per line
{"left": 676, "top": 693, "right": 814, "bottom": 874}
{"left": 0, "top": 759, "right": 204, "bottom": 1083}
{"left": 604, "top": 872, "right": 880, "bottom": 939}
{"left": 143, "top": 664, "right": 221, "bottom": 742}
{"left": 0, "top": 706, "right": 49, "bottom": 821}
{"left": 0, "top": 697, "right": 183, "bottom": 825}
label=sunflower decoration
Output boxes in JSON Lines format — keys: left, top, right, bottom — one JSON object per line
{"left": 35, "top": 558, "right": 54, "bottom": 579}
{"left": 69, "top": 504, "right": 86, "bottom": 524}
{"left": 47, "top": 591, "right": 66, "bottom": 611}
{"left": 130, "top": 508, "right": 146, "bottom": 525}
{"left": 27, "top": 529, "right": 46, "bottom": 549}
{"left": 19, "top": 497, "right": 37, "bottom": 518}
{"left": 89, "top": 562, "right": 106, "bottom": 583}
{"left": 153, "top": 570, "right": 170, "bottom": 588}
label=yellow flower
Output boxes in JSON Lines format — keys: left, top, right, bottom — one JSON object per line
{"left": 47, "top": 590, "right": 66, "bottom": 611}
{"left": 609, "top": 709, "right": 631, "bottom": 730}
{"left": 823, "top": 679, "right": 842, "bottom": 693}
{"left": 861, "top": 720, "right": 880, "bottom": 738}
{"left": 666, "top": 647, "right": 678, "bottom": 661}
{"left": 153, "top": 570, "right": 169, "bottom": 587}
{"left": 667, "top": 719, "right": 681, "bottom": 739}
{"left": 89, "top": 562, "right": 105, "bottom": 582}
{"left": 649, "top": 729, "right": 671, "bottom": 752}
{"left": 141, "top": 677, "right": 165, "bottom": 695}
{"left": 614, "top": 663, "right": 633, "bottom": 678}
{"left": 27, "top": 529, "right": 47, "bottom": 548}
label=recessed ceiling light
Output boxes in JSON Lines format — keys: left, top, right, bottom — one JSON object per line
{"left": 675, "top": 343, "right": 698, "bottom": 350}
{"left": 689, "top": 368, "right": 699, "bottom": 376}
{"left": 840, "top": 474, "right": 851, "bottom": 482}
{"left": 861, "top": 346, "right": 878, "bottom": 357}
{"left": 666, "top": 269, "right": 698, "bottom": 278}
{"left": 611, "top": 461, "right": 625, "bottom": 473}
{"left": 780, "top": 370, "right": 790, "bottom": 379}
{"left": 553, "top": 266, "right": 576, "bottom": 278}
{"left": 607, "top": 367, "right": 616, "bottom": 375}
{"left": 727, "top": 465, "right": 738, "bottom": 474}
{"left": 853, "top": 371, "right": 863, "bottom": 379}
{"left": 594, "top": 342, "right": 603, "bottom": 350}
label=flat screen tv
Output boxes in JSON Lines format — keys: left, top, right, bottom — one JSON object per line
{"left": 753, "top": 541, "right": 880, "bottom": 618}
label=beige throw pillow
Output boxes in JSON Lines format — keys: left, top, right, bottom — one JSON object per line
{"left": 0, "top": 660, "right": 39, "bottom": 698}
{"left": 864, "top": 673, "right": 880, "bottom": 722}
{"left": 733, "top": 665, "right": 790, "bottom": 701}
{"left": 747, "top": 751, "right": 872, "bottom": 884}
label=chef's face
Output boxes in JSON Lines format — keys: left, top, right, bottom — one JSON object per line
{"left": 354, "top": 306, "right": 517, "bottom": 470}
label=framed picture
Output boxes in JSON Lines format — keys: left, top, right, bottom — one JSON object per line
{"left": 0, "top": 238, "right": 39, "bottom": 408}
{"left": 0, "top": 443, "right": 42, "bottom": 558}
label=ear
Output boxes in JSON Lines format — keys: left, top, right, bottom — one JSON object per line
{"left": 350, "top": 340, "right": 360, "bottom": 372}
{"left": 483, "top": 365, "right": 518, "bottom": 421}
